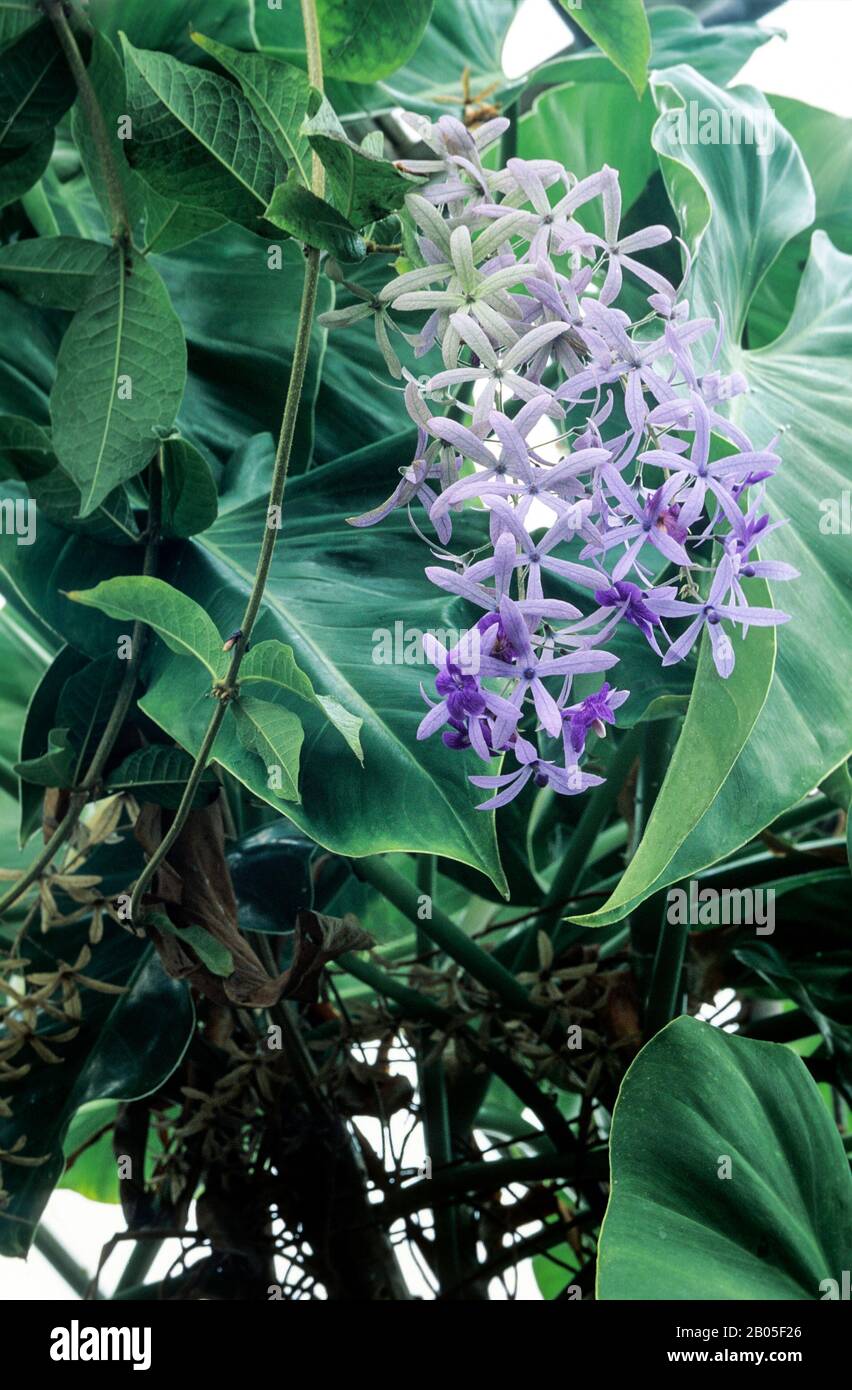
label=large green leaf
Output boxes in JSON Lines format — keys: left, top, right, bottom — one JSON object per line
{"left": 0, "top": 927, "right": 194, "bottom": 1256}
{"left": 0, "top": 19, "right": 75, "bottom": 151}
{"left": 314, "top": 0, "right": 433, "bottom": 84}
{"left": 0, "top": 133, "right": 52, "bottom": 211}
{"left": 50, "top": 248, "right": 187, "bottom": 515}
{"left": 559, "top": 0, "right": 650, "bottom": 98}
{"left": 136, "top": 432, "right": 505, "bottom": 890}
{"left": 598, "top": 1016, "right": 852, "bottom": 1299}
{"left": 574, "top": 69, "right": 851, "bottom": 925}
{"left": 253, "top": 0, "right": 525, "bottom": 121}
{"left": 121, "top": 37, "right": 288, "bottom": 232}
{"left": 749, "top": 98, "right": 852, "bottom": 348}
{"left": 540, "top": 6, "right": 778, "bottom": 91}
{"left": 0, "top": 0, "right": 39, "bottom": 47}
{"left": 152, "top": 225, "right": 331, "bottom": 469}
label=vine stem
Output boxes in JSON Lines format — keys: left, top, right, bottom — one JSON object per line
{"left": 45, "top": 0, "right": 131, "bottom": 243}
{"left": 128, "top": 0, "right": 325, "bottom": 924}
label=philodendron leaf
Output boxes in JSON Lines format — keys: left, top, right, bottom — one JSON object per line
{"left": 0, "top": 19, "right": 76, "bottom": 151}
{"left": 0, "top": 416, "right": 53, "bottom": 478}
{"left": 598, "top": 1016, "right": 852, "bottom": 1299}
{"left": 160, "top": 435, "right": 218, "bottom": 538}
{"left": 315, "top": 0, "right": 433, "bottom": 83}
{"left": 305, "top": 122, "right": 422, "bottom": 228}
{"left": 265, "top": 179, "right": 365, "bottom": 260}
{"left": 50, "top": 248, "right": 187, "bottom": 516}
{"left": 240, "top": 638, "right": 363, "bottom": 761}
{"left": 560, "top": 0, "right": 651, "bottom": 99}
{"left": 189, "top": 32, "right": 312, "bottom": 185}
{"left": 120, "top": 36, "right": 288, "bottom": 231}
{"left": 0, "top": 133, "right": 53, "bottom": 211}
{"left": 0, "top": 237, "right": 111, "bottom": 310}
{"left": 66, "top": 576, "right": 226, "bottom": 678}
{"left": 233, "top": 694, "right": 304, "bottom": 804}
{"left": 136, "top": 433, "right": 506, "bottom": 893}
{"left": 574, "top": 69, "right": 852, "bottom": 925}
{"left": 0, "top": 0, "right": 39, "bottom": 46}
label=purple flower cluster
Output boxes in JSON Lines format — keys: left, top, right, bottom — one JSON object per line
{"left": 321, "top": 115, "right": 797, "bottom": 810}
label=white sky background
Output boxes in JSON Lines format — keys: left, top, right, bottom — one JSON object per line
{"left": 2, "top": 0, "right": 849, "bottom": 1304}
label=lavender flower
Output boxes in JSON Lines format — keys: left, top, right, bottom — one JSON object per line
{"left": 320, "top": 113, "right": 795, "bottom": 810}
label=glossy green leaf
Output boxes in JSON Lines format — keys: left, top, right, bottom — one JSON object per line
{"left": 160, "top": 435, "right": 218, "bottom": 538}
{"left": 136, "top": 433, "right": 505, "bottom": 891}
{"left": 240, "top": 638, "right": 364, "bottom": 761}
{"left": 0, "top": 19, "right": 75, "bottom": 151}
{"left": 560, "top": 0, "right": 650, "bottom": 98}
{"left": 16, "top": 641, "right": 79, "bottom": 848}
{"left": 153, "top": 226, "right": 331, "bottom": 469}
{"left": 540, "top": 6, "right": 777, "bottom": 91}
{"left": 233, "top": 694, "right": 304, "bottom": 804}
{"left": 0, "top": 0, "right": 39, "bottom": 47}
{"left": 0, "top": 929, "right": 194, "bottom": 1257}
{"left": 574, "top": 70, "right": 851, "bottom": 924}
{"left": 315, "top": 0, "right": 433, "bottom": 83}
{"left": 254, "top": 0, "right": 525, "bottom": 121}
{"left": 0, "top": 236, "right": 110, "bottom": 310}
{"left": 190, "top": 32, "right": 312, "bottom": 185}
{"left": 67, "top": 575, "right": 225, "bottom": 677}
{"left": 121, "top": 36, "right": 288, "bottom": 231}
{"left": 749, "top": 97, "right": 852, "bottom": 348}
{"left": 265, "top": 178, "right": 365, "bottom": 259}
{"left": 598, "top": 1016, "right": 852, "bottom": 1299}
{"left": 50, "top": 248, "right": 186, "bottom": 516}
{"left": 0, "top": 133, "right": 52, "bottom": 210}
{"left": 0, "top": 415, "right": 53, "bottom": 477}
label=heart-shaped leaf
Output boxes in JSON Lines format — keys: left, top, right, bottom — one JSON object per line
{"left": 598, "top": 1015, "right": 852, "bottom": 1299}
{"left": 315, "top": 0, "right": 433, "bottom": 84}
{"left": 574, "top": 69, "right": 852, "bottom": 925}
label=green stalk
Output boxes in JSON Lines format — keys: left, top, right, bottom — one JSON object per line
{"left": 353, "top": 854, "right": 535, "bottom": 1014}
{"left": 114, "top": 1237, "right": 162, "bottom": 1296}
{"left": 413, "top": 856, "right": 463, "bottom": 1295}
{"left": 34, "top": 1225, "right": 97, "bottom": 1300}
{"left": 21, "top": 179, "right": 61, "bottom": 237}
